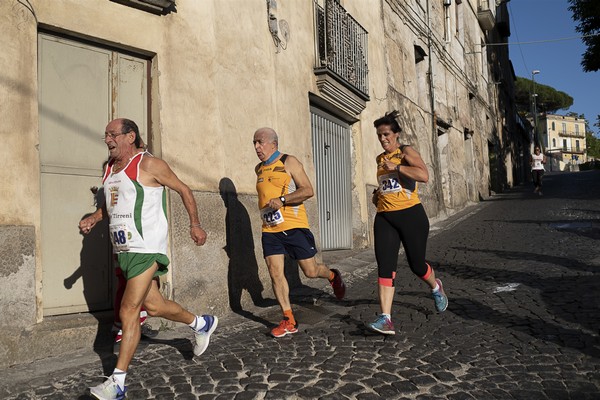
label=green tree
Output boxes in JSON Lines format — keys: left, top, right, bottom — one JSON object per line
{"left": 584, "top": 115, "right": 600, "bottom": 159}
{"left": 586, "top": 130, "right": 600, "bottom": 159}
{"left": 514, "top": 77, "right": 574, "bottom": 115}
{"left": 569, "top": 0, "right": 600, "bottom": 72}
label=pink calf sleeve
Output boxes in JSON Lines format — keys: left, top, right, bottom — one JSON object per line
{"left": 420, "top": 263, "right": 433, "bottom": 281}
{"left": 378, "top": 272, "right": 396, "bottom": 287}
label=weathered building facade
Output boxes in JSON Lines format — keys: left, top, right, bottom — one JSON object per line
{"left": 0, "top": 0, "right": 524, "bottom": 365}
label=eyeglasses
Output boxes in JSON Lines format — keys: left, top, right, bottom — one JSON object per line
{"left": 103, "top": 130, "right": 131, "bottom": 140}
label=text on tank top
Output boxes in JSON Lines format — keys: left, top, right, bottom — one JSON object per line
{"left": 102, "top": 152, "right": 169, "bottom": 254}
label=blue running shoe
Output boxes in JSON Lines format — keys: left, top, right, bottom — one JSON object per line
{"left": 193, "top": 315, "right": 218, "bottom": 356}
{"left": 366, "top": 315, "right": 395, "bottom": 335}
{"left": 90, "top": 375, "right": 126, "bottom": 400}
{"left": 432, "top": 278, "right": 448, "bottom": 312}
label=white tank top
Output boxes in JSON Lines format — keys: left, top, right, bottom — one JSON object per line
{"left": 532, "top": 153, "right": 545, "bottom": 171}
{"left": 102, "top": 152, "right": 168, "bottom": 254}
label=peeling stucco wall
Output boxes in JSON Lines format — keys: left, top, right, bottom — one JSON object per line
{"left": 0, "top": 226, "right": 37, "bottom": 328}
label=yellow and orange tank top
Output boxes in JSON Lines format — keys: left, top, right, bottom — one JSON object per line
{"left": 255, "top": 154, "right": 309, "bottom": 232}
{"left": 376, "top": 147, "right": 421, "bottom": 212}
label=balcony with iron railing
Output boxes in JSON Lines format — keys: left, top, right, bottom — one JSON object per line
{"left": 555, "top": 130, "right": 586, "bottom": 138}
{"left": 550, "top": 146, "right": 586, "bottom": 154}
{"left": 313, "top": 0, "right": 369, "bottom": 116}
{"left": 477, "top": 0, "right": 496, "bottom": 31}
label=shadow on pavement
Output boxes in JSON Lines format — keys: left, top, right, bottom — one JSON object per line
{"left": 446, "top": 257, "right": 600, "bottom": 357}
{"left": 451, "top": 246, "right": 596, "bottom": 273}
{"left": 483, "top": 219, "right": 600, "bottom": 241}
{"left": 451, "top": 296, "right": 600, "bottom": 358}
{"left": 143, "top": 337, "right": 195, "bottom": 360}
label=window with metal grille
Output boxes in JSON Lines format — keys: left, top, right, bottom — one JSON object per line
{"left": 314, "top": 0, "right": 369, "bottom": 97}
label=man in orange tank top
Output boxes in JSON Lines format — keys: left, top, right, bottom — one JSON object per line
{"left": 253, "top": 127, "right": 346, "bottom": 338}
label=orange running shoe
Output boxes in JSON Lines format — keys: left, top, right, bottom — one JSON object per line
{"left": 270, "top": 317, "right": 298, "bottom": 338}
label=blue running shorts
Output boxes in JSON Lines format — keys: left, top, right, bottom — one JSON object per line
{"left": 261, "top": 228, "right": 318, "bottom": 260}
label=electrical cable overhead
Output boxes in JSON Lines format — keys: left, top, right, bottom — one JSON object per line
{"left": 508, "top": 2, "right": 529, "bottom": 74}
{"left": 480, "top": 33, "right": 600, "bottom": 47}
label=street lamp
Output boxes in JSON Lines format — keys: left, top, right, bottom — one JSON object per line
{"left": 531, "top": 70, "right": 540, "bottom": 148}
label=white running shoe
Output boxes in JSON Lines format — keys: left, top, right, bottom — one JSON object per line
{"left": 90, "top": 375, "right": 126, "bottom": 400}
{"left": 193, "top": 315, "right": 218, "bottom": 356}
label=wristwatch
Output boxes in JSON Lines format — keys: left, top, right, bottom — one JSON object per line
{"left": 279, "top": 196, "right": 286, "bottom": 204}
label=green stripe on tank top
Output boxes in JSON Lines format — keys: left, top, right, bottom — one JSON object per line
{"left": 133, "top": 180, "right": 145, "bottom": 238}
{"left": 162, "top": 188, "right": 167, "bottom": 220}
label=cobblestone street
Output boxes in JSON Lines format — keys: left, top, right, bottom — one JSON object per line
{"left": 1, "top": 170, "right": 599, "bottom": 399}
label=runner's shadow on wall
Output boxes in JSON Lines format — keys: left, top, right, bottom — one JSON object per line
{"left": 219, "top": 178, "right": 276, "bottom": 328}
{"left": 63, "top": 211, "right": 116, "bottom": 376}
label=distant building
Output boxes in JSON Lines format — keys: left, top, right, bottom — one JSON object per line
{"left": 539, "top": 113, "right": 587, "bottom": 171}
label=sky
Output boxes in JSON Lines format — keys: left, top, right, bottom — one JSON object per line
{"left": 507, "top": 0, "right": 600, "bottom": 135}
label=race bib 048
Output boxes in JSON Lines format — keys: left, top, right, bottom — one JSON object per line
{"left": 109, "top": 223, "right": 131, "bottom": 252}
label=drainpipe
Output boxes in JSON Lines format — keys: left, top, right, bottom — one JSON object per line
{"left": 426, "top": 0, "right": 435, "bottom": 132}
{"left": 426, "top": 0, "right": 444, "bottom": 211}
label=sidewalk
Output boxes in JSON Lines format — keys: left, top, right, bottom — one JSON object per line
{"left": 1, "top": 171, "right": 599, "bottom": 399}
